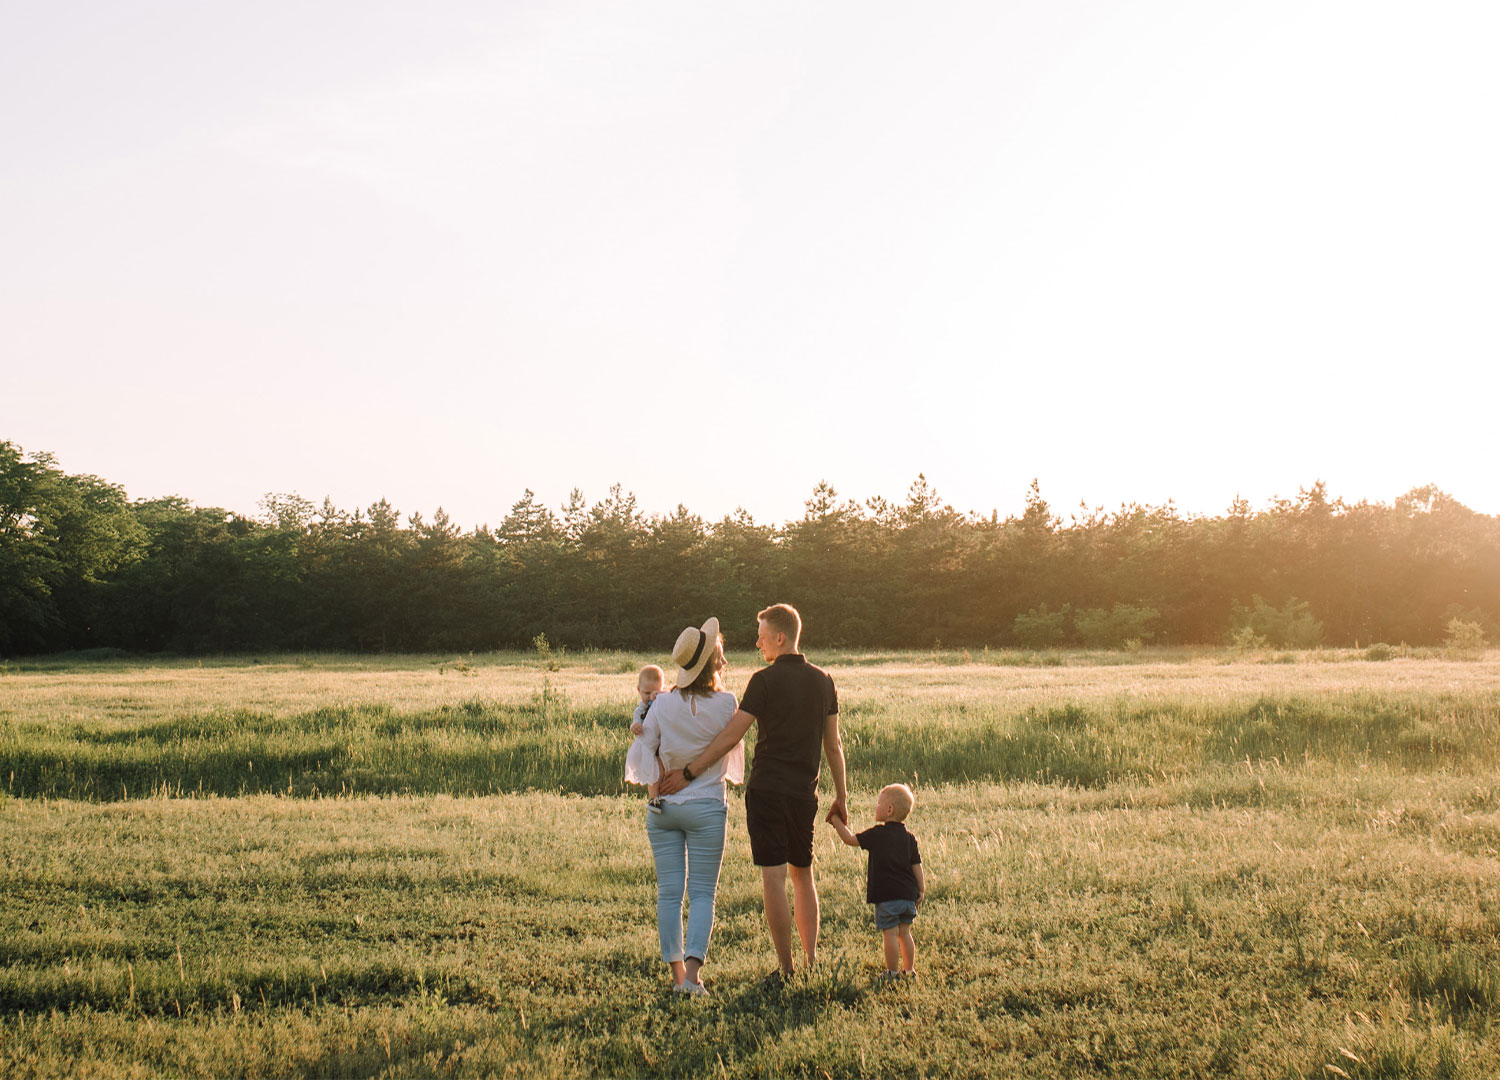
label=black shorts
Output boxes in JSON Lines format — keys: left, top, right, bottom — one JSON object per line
{"left": 745, "top": 787, "right": 818, "bottom": 868}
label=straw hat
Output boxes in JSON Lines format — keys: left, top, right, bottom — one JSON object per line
{"left": 671, "top": 617, "right": 721, "bottom": 687}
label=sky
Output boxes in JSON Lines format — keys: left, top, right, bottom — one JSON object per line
{"left": 4, "top": 0, "right": 1498, "bottom": 529}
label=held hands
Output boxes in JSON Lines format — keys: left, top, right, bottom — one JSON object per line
{"left": 826, "top": 802, "right": 859, "bottom": 846}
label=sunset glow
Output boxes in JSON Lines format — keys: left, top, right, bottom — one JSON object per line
{"left": 5, "top": 1, "right": 1497, "bottom": 525}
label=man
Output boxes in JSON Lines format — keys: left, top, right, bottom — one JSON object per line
{"left": 658, "top": 603, "right": 848, "bottom": 981}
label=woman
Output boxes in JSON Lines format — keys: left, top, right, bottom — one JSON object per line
{"left": 625, "top": 616, "right": 745, "bottom": 995}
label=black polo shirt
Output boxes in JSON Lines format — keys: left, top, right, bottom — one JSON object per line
{"left": 856, "top": 821, "right": 922, "bottom": 903}
{"left": 739, "top": 653, "right": 838, "bottom": 797}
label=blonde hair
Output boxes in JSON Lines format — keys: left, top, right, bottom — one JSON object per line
{"left": 637, "top": 664, "right": 665, "bottom": 690}
{"left": 757, "top": 603, "right": 802, "bottom": 645}
{"left": 881, "top": 783, "right": 915, "bottom": 821}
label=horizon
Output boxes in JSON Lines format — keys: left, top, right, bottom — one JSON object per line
{"left": 8, "top": 436, "right": 1484, "bottom": 531}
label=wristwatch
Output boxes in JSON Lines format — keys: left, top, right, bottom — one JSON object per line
{"left": 681, "top": 764, "right": 696, "bottom": 783}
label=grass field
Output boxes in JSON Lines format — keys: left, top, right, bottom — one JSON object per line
{"left": 2, "top": 648, "right": 1499, "bottom": 1078}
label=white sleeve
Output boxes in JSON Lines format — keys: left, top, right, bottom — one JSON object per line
{"left": 623, "top": 703, "right": 662, "bottom": 785}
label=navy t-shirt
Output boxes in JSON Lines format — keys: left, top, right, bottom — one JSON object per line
{"left": 856, "top": 821, "right": 922, "bottom": 903}
{"left": 739, "top": 653, "right": 838, "bottom": 797}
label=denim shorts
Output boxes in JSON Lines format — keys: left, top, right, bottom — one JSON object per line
{"left": 874, "top": 899, "right": 918, "bottom": 930}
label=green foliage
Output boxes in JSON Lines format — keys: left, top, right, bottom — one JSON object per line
{"left": 1229, "top": 625, "right": 1269, "bottom": 650}
{"left": 1229, "top": 595, "right": 1325, "bottom": 648}
{"left": 1364, "top": 642, "right": 1396, "bottom": 661}
{"left": 0, "top": 441, "right": 145, "bottom": 653}
{"left": 6, "top": 440, "right": 1500, "bottom": 655}
{"left": 1011, "top": 603, "right": 1069, "bottom": 648}
{"left": 1073, "top": 603, "right": 1159, "bottom": 648}
{"left": 1444, "top": 618, "right": 1487, "bottom": 653}
{"left": 532, "top": 633, "right": 562, "bottom": 671}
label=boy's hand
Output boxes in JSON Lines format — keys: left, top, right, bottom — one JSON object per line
{"left": 825, "top": 798, "right": 848, "bottom": 827}
{"left": 630, "top": 722, "right": 644, "bottom": 736}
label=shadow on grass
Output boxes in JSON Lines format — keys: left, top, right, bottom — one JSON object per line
{"left": 536, "top": 959, "right": 868, "bottom": 1077}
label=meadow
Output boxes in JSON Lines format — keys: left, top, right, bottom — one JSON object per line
{"left": 2, "top": 647, "right": 1499, "bottom": 1078}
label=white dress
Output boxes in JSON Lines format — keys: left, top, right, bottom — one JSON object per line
{"left": 624, "top": 689, "right": 745, "bottom": 803}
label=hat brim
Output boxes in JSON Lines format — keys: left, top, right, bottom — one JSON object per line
{"left": 673, "top": 617, "right": 721, "bottom": 687}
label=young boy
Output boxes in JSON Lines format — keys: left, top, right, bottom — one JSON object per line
{"left": 625, "top": 664, "right": 665, "bottom": 800}
{"left": 829, "top": 783, "right": 924, "bottom": 979}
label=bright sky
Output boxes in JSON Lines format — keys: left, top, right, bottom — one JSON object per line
{"left": 5, "top": 1, "right": 1497, "bottom": 528}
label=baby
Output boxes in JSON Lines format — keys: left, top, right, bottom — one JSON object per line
{"left": 829, "top": 783, "right": 924, "bottom": 979}
{"left": 624, "top": 664, "right": 665, "bottom": 800}
{"left": 630, "top": 664, "right": 665, "bottom": 736}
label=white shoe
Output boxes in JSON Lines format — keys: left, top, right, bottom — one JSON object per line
{"left": 673, "top": 980, "right": 709, "bottom": 996}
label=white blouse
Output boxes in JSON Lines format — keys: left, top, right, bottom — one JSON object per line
{"left": 624, "top": 689, "right": 745, "bottom": 803}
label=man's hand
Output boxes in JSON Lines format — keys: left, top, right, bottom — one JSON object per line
{"left": 656, "top": 768, "right": 687, "bottom": 795}
{"left": 828, "top": 807, "right": 860, "bottom": 846}
{"left": 825, "top": 796, "right": 848, "bottom": 827}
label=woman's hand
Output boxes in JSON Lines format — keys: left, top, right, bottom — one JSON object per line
{"left": 631, "top": 722, "right": 644, "bottom": 736}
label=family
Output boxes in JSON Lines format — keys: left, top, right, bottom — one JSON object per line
{"left": 623, "top": 603, "right": 924, "bottom": 995}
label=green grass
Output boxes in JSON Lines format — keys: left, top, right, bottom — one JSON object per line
{"left": 3, "top": 783, "right": 1498, "bottom": 1078}
{"left": 1, "top": 651, "right": 1498, "bottom": 1077}
{"left": 4, "top": 686, "right": 1499, "bottom": 801}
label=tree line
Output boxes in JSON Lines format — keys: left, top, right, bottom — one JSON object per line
{"left": 2, "top": 439, "right": 1496, "bottom": 656}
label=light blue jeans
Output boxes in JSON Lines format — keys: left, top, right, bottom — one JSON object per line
{"left": 646, "top": 798, "right": 727, "bottom": 964}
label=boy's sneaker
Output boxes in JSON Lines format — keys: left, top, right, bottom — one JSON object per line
{"left": 878, "top": 970, "right": 903, "bottom": 983}
{"left": 673, "top": 980, "right": 709, "bottom": 996}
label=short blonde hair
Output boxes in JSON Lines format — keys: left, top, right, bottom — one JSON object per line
{"left": 757, "top": 603, "right": 802, "bottom": 645}
{"left": 881, "top": 783, "right": 915, "bottom": 821}
{"left": 637, "top": 664, "right": 665, "bottom": 689}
